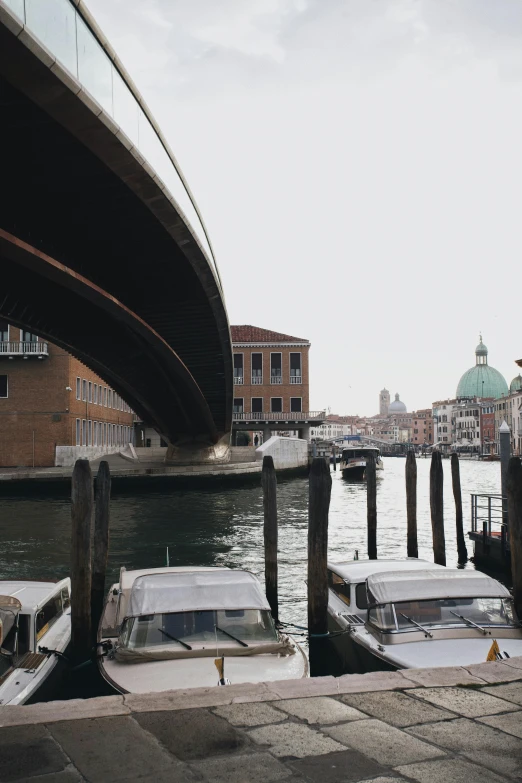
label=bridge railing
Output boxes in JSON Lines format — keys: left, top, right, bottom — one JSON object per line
{"left": 3, "top": 0, "right": 221, "bottom": 288}
{"left": 233, "top": 411, "right": 325, "bottom": 422}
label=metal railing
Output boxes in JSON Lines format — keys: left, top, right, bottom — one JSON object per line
{"left": 233, "top": 411, "right": 325, "bottom": 421}
{"left": 0, "top": 341, "right": 48, "bottom": 356}
{"left": 470, "top": 493, "right": 509, "bottom": 553}
{"left": 2, "top": 0, "right": 221, "bottom": 288}
{"left": 290, "top": 376, "right": 302, "bottom": 384}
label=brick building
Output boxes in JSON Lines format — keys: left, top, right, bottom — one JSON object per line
{"left": 0, "top": 322, "right": 135, "bottom": 467}
{"left": 230, "top": 325, "right": 324, "bottom": 442}
{"left": 481, "top": 401, "right": 495, "bottom": 455}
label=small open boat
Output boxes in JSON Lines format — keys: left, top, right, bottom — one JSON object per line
{"left": 327, "top": 559, "right": 522, "bottom": 673}
{"left": 98, "top": 567, "right": 307, "bottom": 693}
{"left": 0, "top": 579, "right": 71, "bottom": 705}
{"left": 340, "top": 446, "right": 383, "bottom": 480}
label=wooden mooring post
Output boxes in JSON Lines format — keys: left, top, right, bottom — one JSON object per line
{"left": 405, "top": 451, "right": 418, "bottom": 558}
{"left": 331, "top": 444, "right": 336, "bottom": 471}
{"left": 261, "top": 456, "right": 278, "bottom": 622}
{"left": 451, "top": 453, "right": 468, "bottom": 564}
{"left": 308, "top": 457, "right": 332, "bottom": 676}
{"left": 430, "top": 451, "right": 446, "bottom": 566}
{"left": 366, "top": 452, "right": 377, "bottom": 560}
{"left": 507, "top": 457, "right": 522, "bottom": 619}
{"left": 70, "top": 459, "right": 93, "bottom": 664}
{"left": 500, "top": 421, "right": 511, "bottom": 526}
{"left": 91, "top": 460, "right": 111, "bottom": 646}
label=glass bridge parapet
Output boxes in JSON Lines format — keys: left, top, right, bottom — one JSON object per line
{"left": 3, "top": 0, "right": 221, "bottom": 289}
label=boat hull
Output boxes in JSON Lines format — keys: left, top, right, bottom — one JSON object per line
{"left": 341, "top": 465, "right": 366, "bottom": 480}
{"left": 341, "top": 460, "right": 384, "bottom": 480}
{"left": 99, "top": 642, "right": 308, "bottom": 694}
{"left": 0, "top": 648, "right": 70, "bottom": 706}
{"left": 328, "top": 611, "right": 522, "bottom": 672}
{"left": 327, "top": 615, "right": 395, "bottom": 674}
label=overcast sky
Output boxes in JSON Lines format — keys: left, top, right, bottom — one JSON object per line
{"left": 89, "top": 0, "right": 521, "bottom": 416}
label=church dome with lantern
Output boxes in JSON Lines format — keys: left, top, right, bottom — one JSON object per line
{"left": 456, "top": 336, "right": 508, "bottom": 400}
{"left": 388, "top": 393, "right": 407, "bottom": 413}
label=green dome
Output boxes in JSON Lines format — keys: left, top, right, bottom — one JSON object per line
{"left": 456, "top": 364, "right": 508, "bottom": 399}
{"left": 510, "top": 374, "right": 522, "bottom": 393}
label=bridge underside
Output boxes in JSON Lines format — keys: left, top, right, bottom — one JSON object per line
{"left": 0, "top": 231, "right": 217, "bottom": 445}
{"left": 0, "top": 17, "right": 232, "bottom": 448}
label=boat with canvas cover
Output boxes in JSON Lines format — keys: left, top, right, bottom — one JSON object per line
{"left": 0, "top": 579, "right": 71, "bottom": 705}
{"left": 98, "top": 567, "right": 307, "bottom": 693}
{"left": 327, "top": 560, "right": 522, "bottom": 673}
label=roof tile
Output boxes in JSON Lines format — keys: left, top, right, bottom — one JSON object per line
{"left": 230, "top": 325, "right": 309, "bottom": 344}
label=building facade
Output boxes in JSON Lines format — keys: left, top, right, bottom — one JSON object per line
{"left": 310, "top": 415, "right": 355, "bottom": 441}
{"left": 0, "top": 322, "right": 135, "bottom": 467}
{"left": 230, "top": 325, "right": 323, "bottom": 442}
{"left": 480, "top": 402, "right": 495, "bottom": 455}
{"left": 411, "top": 409, "right": 433, "bottom": 447}
{"left": 452, "top": 399, "right": 482, "bottom": 452}
{"left": 432, "top": 399, "right": 455, "bottom": 450}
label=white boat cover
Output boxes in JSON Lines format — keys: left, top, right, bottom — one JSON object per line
{"left": 366, "top": 569, "right": 510, "bottom": 606}
{"left": 0, "top": 596, "right": 22, "bottom": 644}
{"left": 127, "top": 570, "right": 270, "bottom": 618}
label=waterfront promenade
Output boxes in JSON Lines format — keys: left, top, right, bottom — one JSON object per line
{"left": 0, "top": 455, "right": 262, "bottom": 484}
{"left": 2, "top": 658, "right": 522, "bottom": 782}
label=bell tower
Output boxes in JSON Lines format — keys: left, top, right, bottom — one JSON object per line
{"left": 379, "top": 388, "right": 390, "bottom": 415}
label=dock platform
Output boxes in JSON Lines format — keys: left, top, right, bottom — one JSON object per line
{"left": 1, "top": 658, "right": 521, "bottom": 782}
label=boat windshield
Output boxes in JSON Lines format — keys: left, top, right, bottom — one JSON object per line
{"left": 369, "top": 598, "right": 517, "bottom": 632}
{"left": 119, "top": 609, "right": 278, "bottom": 650}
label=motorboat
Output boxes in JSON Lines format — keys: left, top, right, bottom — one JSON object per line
{"left": 340, "top": 446, "right": 383, "bottom": 480}
{"left": 0, "top": 579, "right": 71, "bottom": 705}
{"left": 98, "top": 567, "right": 307, "bottom": 693}
{"left": 327, "top": 559, "right": 522, "bottom": 673}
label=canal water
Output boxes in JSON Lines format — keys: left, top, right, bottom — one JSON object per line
{"left": 0, "top": 458, "right": 501, "bottom": 630}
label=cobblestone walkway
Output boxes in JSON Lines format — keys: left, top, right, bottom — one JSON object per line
{"left": 1, "top": 658, "right": 521, "bottom": 782}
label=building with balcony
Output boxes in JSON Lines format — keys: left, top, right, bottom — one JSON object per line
{"left": 230, "top": 325, "right": 323, "bottom": 441}
{"left": 0, "top": 321, "right": 135, "bottom": 467}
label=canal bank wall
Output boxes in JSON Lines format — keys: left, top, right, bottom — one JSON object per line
{"left": 0, "top": 436, "right": 309, "bottom": 490}
{"left": 2, "top": 658, "right": 522, "bottom": 781}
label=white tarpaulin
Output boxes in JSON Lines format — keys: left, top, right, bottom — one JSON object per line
{"left": 366, "top": 569, "right": 510, "bottom": 606}
{"left": 127, "top": 570, "right": 270, "bottom": 617}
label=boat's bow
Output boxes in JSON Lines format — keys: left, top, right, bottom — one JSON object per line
{"left": 100, "top": 637, "right": 307, "bottom": 693}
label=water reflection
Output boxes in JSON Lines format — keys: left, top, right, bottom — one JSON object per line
{"left": 0, "top": 458, "right": 501, "bottom": 629}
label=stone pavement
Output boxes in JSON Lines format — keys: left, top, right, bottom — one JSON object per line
{"left": 1, "top": 657, "right": 522, "bottom": 782}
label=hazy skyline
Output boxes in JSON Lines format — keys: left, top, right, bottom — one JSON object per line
{"left": 88, "top": 0, "right": 521, "bottom": 416}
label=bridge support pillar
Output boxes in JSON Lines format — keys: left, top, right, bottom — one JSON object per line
{"left": 263, "top": 425, "right": 272, "bottom": 444}
{"left": 298, "top": 425, "right": 310, "bottom": 442}
{"left": 165, "top": 433, "right": 231, "bottom": 465}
